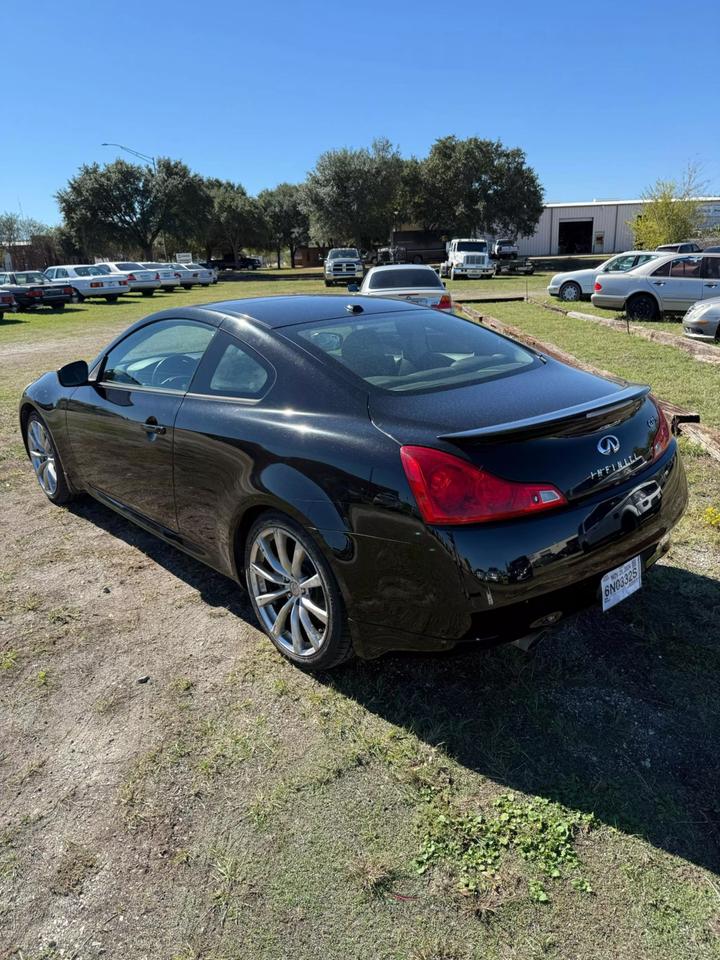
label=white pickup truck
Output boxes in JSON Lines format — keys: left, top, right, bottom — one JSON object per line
{"left": 440, "top": 239, "right": 495, "bottom": 280}
{"left": 324, "top": 248, "right": 364, "bottom": 287}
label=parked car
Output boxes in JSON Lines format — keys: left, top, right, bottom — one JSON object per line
{"left": 0, "top": 271, "right": 74, "bottom": 311}
{"left": 440, "top": 239, "right": 494, "bottom": 279}
{"left": 591, "top": 252, "right": 720, "bottom": 319}
{"left": 140, "top": 263, "right": 179, "bottom": 291}
{"left": 170, "top": 263, "right": 213, "bottom": 289}
{"left": 20, "top": 295, "right": 686, "bottom": 669}
{"left": 656, "top": 242, "right": 703, "bottom": 254}
{"left": 95, "top": 262, "right": 161, "bottom": 296}
{"left": 0, "top": 289, "right": 17, "bottom": 320}
{"left": 187, "top": 262, "right": 217, "bottom": 284}
{"left": 43, "top": 265, "right": 129, "bottom": 303}
{"left": 547, "top": 251, "right": 659, "bottom": 302}
{"left": 197, "top": 261, "right": 220, "bottom": 283}
{"left": 492, "top": 238, "right": 519, "bottom": 259}
{"left": 353, "top": 265, "right": 453, "bottom": 312}
{"left": 208, "top": 256, "right": 261, "bottom": 271}
{"left": 702, "top": 246, "right": 720, "bottom": 253}
{"left": 682, "top": 297, "right": 720, "bottom": 342}
{"left": 324, "top": 248, "right": 364, "bottom": 286}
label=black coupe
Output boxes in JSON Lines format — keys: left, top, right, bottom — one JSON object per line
{"left": 20, "top": 295, "right": 687, "bottom": 669}
{"left": 0, "top": 270, "right": 73, "bottom": 311}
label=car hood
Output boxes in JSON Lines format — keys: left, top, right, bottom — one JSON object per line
{"left": 550, "top": 268, "right": 595, "bottom": 285}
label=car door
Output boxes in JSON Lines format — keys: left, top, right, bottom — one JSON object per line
{"left": 701, "top": 255, "right": 720, "bottom": 300}
{"left": 648, "top": 256, "right": 704, "bottom": 311}
{"left": 66, "top": 317, "right": 218, "bottom": 531}
{"left": 172, "top": 329, "right": 275, "bottom": 563}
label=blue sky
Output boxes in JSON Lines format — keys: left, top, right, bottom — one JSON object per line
{"left": 3, "top": 0, "right": 718, "bottom": 224}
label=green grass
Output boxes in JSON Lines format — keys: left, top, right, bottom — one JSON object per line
{"left": 468, "top": 299, "right": 720, "bottom": 428}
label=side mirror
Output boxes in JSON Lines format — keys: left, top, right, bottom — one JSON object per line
{"left": 57, "top": 359, "right": 88, "bottom": 387}
{"left": 347, "top": 283, "right": 359, "bottom": 293}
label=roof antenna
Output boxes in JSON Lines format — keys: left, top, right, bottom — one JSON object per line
{"left": 346, "top": 304, "right": 364, "bottom": 314}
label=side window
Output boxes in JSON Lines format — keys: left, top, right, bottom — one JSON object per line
{"left": 701, "top": 257, "right": 720, "bottom": 280}
{"left": 652, "top": 260, "right": 671, "bottom": 277}
{"left": 192, "top": 331, "right": 273, "bottom": 400}
{"left": 604, "top": 255, "right": 635, "bottom": 272}
{"left": 45, "top": 269, "right": 55, "bottom": 279}
{"left": 669, "top": 256, "right": 701, "bottom": 278}
{"left": 102, "top": 319, "right": 215, "bottom": 391}
{"left": 55, "top": 268, "right": 68, "bottom": 278}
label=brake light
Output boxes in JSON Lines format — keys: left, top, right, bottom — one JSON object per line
{"left": 594, "top": 281, "right": 602, "bottom": 291}
{"left": 435, "top": 294, "right": 453, "bottom": 310}
{"left": 155, "top": 272, "right": 160, "bottom": 280}
{"left": 90, "top": 281, "right": 102, "bottom": 288}
{"left": 651, "top": 398, "right": 671, "bottom": 460}
{"left": 28, "top": 288, "right": 43, "bottom": 298}
{"left": 127, "top": 273, "right": 137, "bottom": 281}
{"left": 1, "top": 294, "right": 12, "bottom": 305}
{"left": 63, "top": 286, "right": 73, "bottom": 295}
{"left": 400, "top": 446, "right": 566, "bottom": 525}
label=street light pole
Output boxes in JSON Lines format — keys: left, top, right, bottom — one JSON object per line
{"left": 101, "top": 142, "right": 166, "bottom": 258}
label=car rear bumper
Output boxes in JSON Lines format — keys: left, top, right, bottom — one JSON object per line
{"left": 591, "top": 293, "right": 626, "bottom": 310}
{"left": 129, "top": 280, "right": 162, "bottom": 292}
{"left": 346, "top": 444, "right": 687, "bottom": 658}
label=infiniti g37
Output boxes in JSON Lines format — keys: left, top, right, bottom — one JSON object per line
{"left": 20, "top": 295, "right": 687, "bottom": 669}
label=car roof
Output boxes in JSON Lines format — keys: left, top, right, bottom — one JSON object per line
{"left": 366, "top": 264, "right": 438, "bottom": 273}
{"left": 205, "top": 294, "right": 418, "bottom": 328}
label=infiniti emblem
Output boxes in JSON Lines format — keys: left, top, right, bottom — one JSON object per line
{"left": 597, "top": 435, "right": 621, "bottom": 456}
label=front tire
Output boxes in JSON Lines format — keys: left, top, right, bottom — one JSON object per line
{"left": 105, "top": 295, "right": 119, "bottom": 303}
{"left": 26, "top": 412, "right": 74, "bottom": 506}
{"left": 559, "top": 281, "right": 582, "bottom": 302}
{"left": 244, "top": 513, "right": 352, "bottom": 670}
{"left": 52, "top": 303, "right": 66, "bottom": 312}
{"left": 72, "top": 289, "right": 84, "bottom": 303}
{"left": 626, "top": 293, "right": 658, "bottom": 321}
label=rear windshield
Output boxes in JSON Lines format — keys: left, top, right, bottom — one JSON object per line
{"left": 73, "top": 266, "right": 96, "bottom": 276}
{"left": 368, "top": 268, "right": 442, "bottom": 290}
{"left": 15, "top": 272, "right": 45, "bottom": 283}
{"left": 116, "top": 262, "right": 144, "bottom": 270}
{"left": 289, "top": 309, "right": 535, "bottom": 394}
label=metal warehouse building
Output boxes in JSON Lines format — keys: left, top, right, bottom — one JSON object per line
{"left": 517, "top": 198, "right": 720, "bottom": 257}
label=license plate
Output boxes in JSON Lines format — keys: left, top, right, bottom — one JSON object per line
{"left": 407, "top": 296, "right": 429, "bottom": 305}
{"left": 601, "top": 556, "right": 642, "bottom": 612}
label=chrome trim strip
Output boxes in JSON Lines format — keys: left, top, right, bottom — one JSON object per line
{"left": 437, "top": 385, "right": 651, "bottom": 441}
{"left": 98, "top": 382, "right": 186, "bottom": 396}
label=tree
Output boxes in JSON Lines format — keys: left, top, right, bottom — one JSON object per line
{"left": 414, "top": 136, "right": 544, "bottom": 239}
{"left": 301, "top": 138, "right": 405, "bottom": 248}
{"left": 630, "top": 166, "right": 707, "bottom": 249}
{"left": 56, "top": 158, "right": 212, "bottom": 259}
{"left": 211, "top": 183, "right": 264, "bottom": 261}
{"left": 0, "top": 213, "right": 51, "bottom": 246}
{"left": 258, "top": 183, "right": 309, "bottom": 268}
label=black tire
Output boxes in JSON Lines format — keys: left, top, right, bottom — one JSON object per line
{"left": 626, "top": 293, "right": 659, "bottom": 321}
{"left": 72, "top": 289, "right": 84, "bottom": 303}
{"left": 25, "top": 411, "right": 74, "bottom": 506}
{"left": 324, "top": 279, "right": 331, "bottom": 287}
{"left": 244, "top": 511, "right": 353, "bottom": 670}
{"left": 52, "top": 303, "right": 66, "bottom": 312}
{"left": 559, "top": 281, "right": 582, "bottom": 302}
{"left": 105, "top": 295, "right": 119, "bottom": 303}
{"left": 182, "top": 284, "right": 193, "bottom": 290}
{"left": 141, "top": 289, "right": 155, "bottom": 297}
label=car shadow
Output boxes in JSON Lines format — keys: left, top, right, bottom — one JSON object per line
{"left": 68, "top": 496, "right": 720, "bottom": 874}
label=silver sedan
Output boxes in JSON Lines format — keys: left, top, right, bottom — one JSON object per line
{"left": 682, "top": 297, "right": 720, "bottom": 342}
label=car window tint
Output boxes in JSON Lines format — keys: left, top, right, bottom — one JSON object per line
{"left": 368, "top": 268, "right": 443, "bottom": 290}
{"left": 652, "top": 261, "right": 671, "bottom": 277}
{"left": 103, "top": 319, "right": 215, "bottom": 390}
{"left": 701, "top": 257, "right": 720, "bottom": 280}
{"left": 55, "top": 269, "right": 68, "bottom": 278}
{"left": 292, "top": 309, "right": 535, "bottom": 395}
{"left": 604, "top": 255, "right": 636, "bottom": 272}
{"left": 669, "top": 256, "right": 702, "bottom": 278}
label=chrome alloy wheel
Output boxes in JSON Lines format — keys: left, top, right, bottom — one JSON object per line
{"left": 248, "top": 526, "right": 329, "bottom": 658}
{"left": 27, "top": 418, "right": 58, "bottom": 497}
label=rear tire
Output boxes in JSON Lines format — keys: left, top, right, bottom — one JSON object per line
{"left": 626, "top": 293, "right": 658, "bottom": 321}
{"left": 559, "top": 281, "right": 582, "bottom": 302}
{"left": 324, "top": 279, "right": 331, "bottom": 287}
{"left": 105, "top": 295, "right": 119, "bottom": 303}
{"left": 244, "top": 512, "right": 353, "bottom": 670}
{"left": 25, "top": 411, "right": 74, "bottom": 506}
{"left": 52, "top": 303, "right": 66, "bottom": 312}
{"left": 141, "top": 289, "right": 155, "bottom": 297}
{"left": 72, "top": 289, "right": 84, "bottom": 303}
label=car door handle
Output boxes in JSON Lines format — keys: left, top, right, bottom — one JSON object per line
{"left": 652, "top": 281, "right": 666, "bottom": 286}
{"left": 705, "top": 282, "right": 718, "bottom": 288}
{"left": 143, "top": 417, "right": 166, "bottom": 435}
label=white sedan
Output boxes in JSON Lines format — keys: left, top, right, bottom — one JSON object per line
{"left": 141, "top": 263, "right": 180, "bottom": 291}
{"left": 43, "top": 265, "right": 130, "bottom": 302}
{"left": 354, "top": 265, "right": 453, "bottom": 311}
{"left": 547, "top": 251, "right": 659, "bottom": 302}
{"left": 169, "top": 263, "right": 213, "bottom": 289}
{"left": 95, "top": 262, "right": 161, "bottom": 296}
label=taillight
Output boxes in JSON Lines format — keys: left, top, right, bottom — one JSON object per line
{"left": 1, "top": 294, "right": 12, "bottom": 305}
{"left": 63, "top": 286, "right": 73, "bottom": 295}
{"left": 594, "top": 281, "right": 602, "bottom": 291}
{"left": 400, "top": 445, "right": 566, "bottom": 525}
{"left": 155, "top": 272, "right": 160, "bottom": 280}
{"left": 90, "top": 281, "right": 102, "bottom": 288}
{"left": 651, "top": 399, "right": 671, "bottom": 460}
{"left": 435, "top": 294, "right": 453, "bottom": 310}
{"left": 119, "top": 280, "right": 127, "bottom": 285}
{"left": 127, "top": 273, "right": 137, "bottom": 281}
{"left": 28, "top": 288, "right": 43, "bottom": 298}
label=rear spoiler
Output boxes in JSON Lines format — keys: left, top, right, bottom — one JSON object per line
{"left": 438, "top": 384, "right": 651, "bottom": 442}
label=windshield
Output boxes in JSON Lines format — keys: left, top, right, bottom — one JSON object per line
{"left": 289, "top": 309, "right": 535, "bottom": 395}
{"left": 367, "top": 268, "right": 443, "bottom": 290}
{"left": 91, "top": 265, "right": 112, "bottom": 274}
{"left": 457, "top": 241, "right": 487, "bottom": 253}
{"left": 603, "top": 253, "right": 658, "bottom": 273}
{"left": 11, "top": 272, "right": 45, "bottom": 283}
{"left": 328, "top": 249, "right": 359, "bottom": 259}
